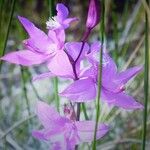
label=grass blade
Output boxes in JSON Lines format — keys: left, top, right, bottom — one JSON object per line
{"left": 92, "top": 0, "right": 105, "bottom": 149}
{"left": 20, "top": 67, "right": 31, "bottom": 116}
{"left": 0, "top": 0, "right": 16, "bottom": 71}
{"left": 82, "top": 103, "right": 89, "bottom": 120}
{"left": 142, "top": 0, "right": 149, "bottom": 149}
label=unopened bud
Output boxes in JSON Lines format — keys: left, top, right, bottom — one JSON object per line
{"left": 86, "top": 0, "right": 101, "bottom": 30}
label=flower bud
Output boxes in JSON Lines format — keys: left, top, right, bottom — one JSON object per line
{"left": 86, "top": 0, "right": 101, "bottom": 30}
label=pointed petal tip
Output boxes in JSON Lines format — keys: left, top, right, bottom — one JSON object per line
{"left": 134, "top": 102, "right": 144, "bottom": 110}
{"left": 122, "top": 102, "right": 144, "bottom": 110}
{"left": 32, "top": 130, "right": 46, "bottom": 140}
{"left": 17, "top": 15, "right": 26, "bottom": 23}
{"left": 17, "top": 15, "right": 21, "bottom": 19}
{"left": 32, "top": 72, "right": 55, "bottom": 82}
{"left": 36, "top": 100, "right": 47, "bottom": 108}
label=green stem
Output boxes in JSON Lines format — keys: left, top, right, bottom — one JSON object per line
{"left": 48, "top": 0, "right": 55, "bottom": 17}
{"left": 92, "top": 0, "right": 105, "bottom": 149}
{"left": 76, "top": 103, "right": 81, "bottom": 121}
{"left": 53, "top": 77, "right": 60, "bottom": 111}
{"left": 0, "top": 0, "right": 5, "bottom": 32}
{"left": 0, "top": 0, "right": 16, "bottom": 71}
{"left": 142, "top": 0, "right": 149, "bottom": 149}
{"left": 26, "top": 69, "right": 42, "bottom": 100}
{"left": 112, "top": 4, "right": 119, "bottom": 64}
{"left": 82, "top": 103, "right": 89, "bottom": 120}
{"left": 21, "top": 67, "right": 31, "bottom": 116}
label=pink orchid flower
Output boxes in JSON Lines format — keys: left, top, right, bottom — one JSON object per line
{"left": 60, "top": 42, "right": 143, "bottom": 110}
{"left": 46, "top": 3, "right": 78, "bottom": 30}
{"left": 0, "top": 3, "right": 78, "bottom": 78}
{"left": 32, "top": 101, "right": 109, "bottom": 150}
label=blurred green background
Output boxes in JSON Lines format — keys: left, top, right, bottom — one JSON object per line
{"left": 0, "top": 0, "right": 149, "bottom": 149}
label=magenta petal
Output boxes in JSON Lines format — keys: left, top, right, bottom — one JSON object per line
{"left": 101, "top": 52, "right": 118, "bottom": 91}
{"left": 115, "top": 66, "right": 143, "bottom": 85}
{"left": 63, "top": 17, "right": 78, "bottom": 28}
{"left": 60, "top": 78, "right": 96, "bottom": 102}
{"left": 79, "top": 66, "right": 97, "bottom": 80}
{"left": 32, "top": 129, "right": 47, "bottom": 140}
{"left": 56, "top": 3, "right": 69, "bottom": 22}
{"left": 18, "top": 16, "right": 46, "bottom": 39}
{"left": 65, "top": 42, "right": 89, "bottom": 61}
{"left": 86, "top": 0, "right": 101, "bottom": 29}
{"left": 102, "top": 51, "right": 117, "bottom": 78}
{"left": 47, "top": 50, "right": 74, "bottom": 78}
{"left": 54, "top": 29, "right": 65, "bottom": 48}
{"left": 75, "top": 121, "right": 109, "bottom": 142}
{"left": 18, "top": 16, "right": 52, "bottom": 54}
{"left": 32, "top": 128, "right": 64, "bottom": 141}
{"left": 0, "top": 50, "right": 48, "bottom": 66}
{"left": 86, "top": 41, "right": 101, "bottom": 64}
{"left": 36, "top": 101, "right": 69, "bottom": 129}
{"left": 32, "top": 72, "right": 55, "bottom": 81}
{"left": 101, "top": 89, "right": 144, "bottom": 110}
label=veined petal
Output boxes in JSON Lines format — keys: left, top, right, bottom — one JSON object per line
{"left": 63, "top": 17, "right": 78, "bottom": 28}
{"left": 56, "top": 3, "right": 69, "bottom": 22}
{"left": 102, "top": 51, "right": 117, "bottom": 78}
{"left": 32, "top": 128, "right": 65, "bottom": 141}
{"left": 54, "top": 29, "right": 65, "bottom": 48}
{"left": 101, "top": 51, "right": 118, "bottom": 91}
{"left": 115, "top": 66, "right": 143, "bottom": 85}
{"left": 0, "top": 50, "right": 48, "bottom": 66}
{"left": 65, "top": 42, "right": 89, "bottom": 61}
{"left": 79, "top": 66, "right": 97, "bottom": 81}
{"left": 18, "top": 16, "right": 52, "bottom": 54}
{"left": 47, "top": 50, "right": 74, "bottom": 78}
{"left": 86, "top": 41, "right": 101, "bottom": 63}
{"left": 36, "top": 101, "right": 69, "bottom": 129}
{"left": 60, "top": 78, "right": 96, "bottom": 102}
{"left": 75, "top": 121, "right": 109, "bottom": 142}
{"left": 18, "top": 16, "right": 46, "bottom": 38}
{"left": 101, "top": 88, "right": 143, "bottom": 110}
{"left": 32, "top": 129, "right": 47, "bottom": 140}
{"left": 32, "top": 72, "right": 55, "bottom": 82}
{"left": 86, "top": 0, "right": 101, "bottom": 29}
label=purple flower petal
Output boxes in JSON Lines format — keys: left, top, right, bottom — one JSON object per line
{"left": 60, "top": 78, "right": 96, "bottom": 102}
{"left": 63, "top": 17, "right": 78, "bottom": 28}
{"left": 75, "top": 121, "right": 109, "bottom": 142}
{"left": 18, "top": 16, "right": 46, "bottom": 38}
{"left": 0, "top": 50, "right": 48, "bottom": 66}
{"left": 32, "top": 128, "right": 65, "bottom": 141}
{"left": 101, "top": 51, "right": 119, "bottom": 91}
{"left": 65, "top": 42, "right": 89, "bottom": 61}
{"left": 115, "top": 66, "right": 143, "bottom": 85}
{"left": 32, "top": 129, "right": 48, "bottom": 140}
{"left": 79, "top": 66, "right": 97, "bottom": 80}
{"left": 18, "top": 16, "right": 52, "bottom": 54}
{"left": 102, "top": 51, "right": 117, "bottom": 79}
{"left": 47, "top": 50, "right": 74, "bottom": 78}
{"left": 53, "top": 29, "right": 65, "bottom": 49}
{"left": 86, "top": 0, "right": 101, "bottom": 29}
{"left": 101, "top": 88, "right": 143, "bottom": 110}
{"left": 36, "top": 101, "right": 69, "bottom": 129}
{"left": 32, "top": 72, "right": 55, "bottom": 82}
{"left": 56, "top": 3, "right": 69, "bottom": 22}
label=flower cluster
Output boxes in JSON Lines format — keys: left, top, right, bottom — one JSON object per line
{"left": 0, "top": 1, "right": 143, "bottom": 149}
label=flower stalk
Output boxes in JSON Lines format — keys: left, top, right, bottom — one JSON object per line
{"left": 92, "top": 0, "right": 105, "bottom": 149}
{"left": 142, "top": 0, "right": 149, "bottom": 149}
